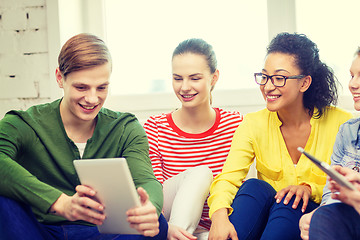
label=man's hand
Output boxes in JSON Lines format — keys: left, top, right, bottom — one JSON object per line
{"left": 49, "top": 185, "right": 106, "bottom": 225}
{"left": 126, "top": 187, "right": 160, "bottom": 237}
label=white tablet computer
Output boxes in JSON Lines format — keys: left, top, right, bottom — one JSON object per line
{"left": 73, "top": 158, "right": 141, "bottom": 234}
{"left": 297, "top": 147, "right": 358, "bottom": 191}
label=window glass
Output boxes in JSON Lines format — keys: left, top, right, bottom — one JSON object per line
{"left": 296, "top": 0, "right": 360, "bottom": 96}
{"left": 104, "top": 0, "right": 268, "bottom": 95}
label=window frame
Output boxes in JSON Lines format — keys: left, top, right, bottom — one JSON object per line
{"left": 46, "top": 0, "right": 357, "bottom": 122}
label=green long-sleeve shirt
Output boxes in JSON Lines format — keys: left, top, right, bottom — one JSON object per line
{"left": 0, "top": 99, "right": 163, "bottom": 224}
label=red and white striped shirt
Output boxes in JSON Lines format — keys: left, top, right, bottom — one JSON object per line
{"left": 144, "top": 108, "right": 243, "bottom": 230}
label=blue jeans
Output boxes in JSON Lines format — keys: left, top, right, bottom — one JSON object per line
{"left": 229, "top": 179, "right": 318, "bottom": 240}
{"left": 309, "top": 203, "right": 360, "bottom": 240}
{"left": 0, "top": 196, "right": 168, "bottom": 240}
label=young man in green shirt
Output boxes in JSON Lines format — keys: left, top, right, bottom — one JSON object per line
{"left": 0, "top": 33, "right": 167, "bottom": 239}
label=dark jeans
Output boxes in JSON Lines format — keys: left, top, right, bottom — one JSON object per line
{"left": 0, "top": 196, "right": 168, "bottom": 240}
{"left": 309, "top": 202, "right": 360, "bottom": 240}
{"left": 229, "top": 179, "right": 318, "bottom": 240}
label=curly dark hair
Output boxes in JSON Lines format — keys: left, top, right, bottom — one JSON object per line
{"left": 266, "top": 32, "right": 338, "bottom": 118}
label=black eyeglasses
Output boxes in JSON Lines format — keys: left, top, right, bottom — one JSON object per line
{"left": 254, "top": 73, "right": 306, "bottom": 87}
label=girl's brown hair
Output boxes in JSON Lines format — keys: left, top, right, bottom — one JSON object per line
{"left": 58, "top": 33, "right": 112, "bottom": 77}
{"left": 355, "top": 46, "right": 360, "bottom": 56}
{"left": 172, "top": 38, "right": 217, "bottom": 104}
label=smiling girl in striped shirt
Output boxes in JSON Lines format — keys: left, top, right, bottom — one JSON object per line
{"left": 144, "top": 38, "right": 243, "bottom": 240}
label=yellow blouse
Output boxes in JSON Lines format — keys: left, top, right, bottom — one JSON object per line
{"left": 208, "top": 107, "right": 352, "bottom": 218}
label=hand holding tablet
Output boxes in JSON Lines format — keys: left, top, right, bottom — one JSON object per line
{"left": 297, "top": 147, "right": 358, "bottom": 192}
{"left": 73, "top": 158, "right": 141, "bottom": 234}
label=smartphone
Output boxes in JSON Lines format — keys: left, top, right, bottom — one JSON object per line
{"left": 297, "top": 147, "right": 358, "bottom": 191}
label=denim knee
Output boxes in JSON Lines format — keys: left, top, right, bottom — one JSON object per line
{"left": 235, "top": 179, "right": 276, "bottom": 199}
{"left": 309, "top": 203, "right": 360, "bottom": 240}
{"left": 0, "top": 196, "right": 53, "bottom": 240}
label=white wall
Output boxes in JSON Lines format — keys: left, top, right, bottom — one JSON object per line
{"left": 0, "top": 0, "right": 266, "bottom": 121}
{"left": 1, "top": 0, "right": 358, "bottom": 182}
{"left": 0, "top": 0, "right": 51, "bottom": 118}
{"left": 0, "top": 0, "right": 358, "bottom": 121}
{"left": 0, "top": 0, "right": 106, "bottom": 119}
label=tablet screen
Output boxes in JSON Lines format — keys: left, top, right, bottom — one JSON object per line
{"left": 73, "top": 158, "right": 141, "bottom": 234}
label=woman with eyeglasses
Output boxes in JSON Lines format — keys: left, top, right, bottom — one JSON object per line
{"left": 207, "top": 32, "right": 353, "bottom": 240}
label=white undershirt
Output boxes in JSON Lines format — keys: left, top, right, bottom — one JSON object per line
{"left": 75, "top": 142, "right": 86, "bottom": 158}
